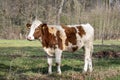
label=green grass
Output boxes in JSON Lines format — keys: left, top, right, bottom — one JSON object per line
{"left": 0, "top": 40, "right": 41, "bottom": 47}
{"left": 94, "top": 40, "right": 120, "bottom": 45}
{"left": 0, "top": 40, "right": 120, "bottom": 80}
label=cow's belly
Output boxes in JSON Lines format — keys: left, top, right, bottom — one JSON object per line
{"left": 64, "top": 41, "right": 84, "bottom": 52}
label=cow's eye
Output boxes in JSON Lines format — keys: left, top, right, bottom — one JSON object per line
{"left": 35, "top": 28, "right": 40, "bottom": 31}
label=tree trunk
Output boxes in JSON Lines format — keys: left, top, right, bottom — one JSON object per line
{"left": 56, "top": 0, "right": 65, "bottom": 24}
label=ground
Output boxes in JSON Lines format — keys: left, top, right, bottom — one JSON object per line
{"left": 0, "top": 40, "right": 120, "bottom": 80}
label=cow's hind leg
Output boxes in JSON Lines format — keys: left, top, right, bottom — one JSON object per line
{"left": 89, "top": 44, "right": 93, "bottom": 72}
{"left": 83, "top": 42, "right": 93, "bottom": 73}
{"left": 55, "top": 49, "right": 62, "bottom": 75}
{"left": 47, "top": 56, "right": 53, "bottom": 74}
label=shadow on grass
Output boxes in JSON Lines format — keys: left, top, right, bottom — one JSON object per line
{"left": 0, "top": 63, "right": 10, "bottom": 71}
{"left": 16, "top": 64, "right": 82, "bottom": 75}
{"left": 0, "top": 63, "right": 20, "bottom": 80}
{"left": 94, "top": 58, "right": 120, "bottom": 68}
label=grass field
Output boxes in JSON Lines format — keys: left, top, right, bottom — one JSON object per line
{"left": 0, "top": 40, "right": 120, "bottom": 80}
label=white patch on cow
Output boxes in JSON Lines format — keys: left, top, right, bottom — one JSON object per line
{"left": 55, "top": 25, "right": 63, "bottom": 30}
{"left": 55, "top": 48, "right": 62, "bottom": 74}
{"left": 47, "top": 56, "right": 53, "bottom": 74}
{"left": 81, "top": 23, "right": 94, "bottom": 40}
{"left": 74, "top": 27, "right": 84, "bottom": 49}
{"left": 43, "top": 47, "right": 55, "bottom": 56}
{"left": 27, "top": 20, "right": 42, "bottom": 40}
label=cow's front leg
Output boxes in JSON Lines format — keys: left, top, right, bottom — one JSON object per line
{"left": 55, "top": 49, "right": 62, "bottom": 75}
{"left": 47, "top": 56, "right": 53, "bottom": 74}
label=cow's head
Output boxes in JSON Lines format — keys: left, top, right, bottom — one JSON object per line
{"left": 26, "top": 20, "right": 42, "bottom": 41}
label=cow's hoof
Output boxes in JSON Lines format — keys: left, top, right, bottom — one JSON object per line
{"left": 48, "top": 72, "right": 52, "bottom": 75}
{"left": 82, "top": 71, "right": 88, "bottom": 75}
{"left": 57, "top": 71, "right": 61, "bottom": 75}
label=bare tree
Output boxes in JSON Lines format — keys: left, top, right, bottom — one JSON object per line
{"left": 56, "top": 0, "right": 65, "bottom": 24}
{"left": 0, "top": 0, "right": 120, "bottom": 40}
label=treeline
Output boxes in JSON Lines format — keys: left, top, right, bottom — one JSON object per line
{"left": 0, "top": 0, "right": 120, "bottom": 40}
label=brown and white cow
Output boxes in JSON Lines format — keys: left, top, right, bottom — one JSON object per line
{"left": 26, "top": 20, "right": 94, "bottom": 74}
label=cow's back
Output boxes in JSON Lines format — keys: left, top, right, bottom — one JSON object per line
{"left": 57, "top": 24, "right": 94, "bottom": 52}
{"left": 81, "top": 23, "right": 94, "bottom": 41}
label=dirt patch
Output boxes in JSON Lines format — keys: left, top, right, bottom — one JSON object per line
{"left": 93, "top": 51, "right": 120, "bottom": 58}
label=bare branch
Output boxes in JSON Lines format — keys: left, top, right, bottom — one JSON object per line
{"left": 56, "top": 0, "right": 65, "bottom": 24}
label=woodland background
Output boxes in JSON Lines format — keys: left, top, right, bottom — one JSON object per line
{"left": 0, "top": 0, "right": 120, "bottom": 40}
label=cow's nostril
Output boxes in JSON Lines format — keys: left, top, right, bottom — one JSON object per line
{"left": 27, "top": 37, "right": 31, "bottom": 40}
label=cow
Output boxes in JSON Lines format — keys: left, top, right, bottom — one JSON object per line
{"left": 26, "top": 19, "right": 94, "bottom": 75}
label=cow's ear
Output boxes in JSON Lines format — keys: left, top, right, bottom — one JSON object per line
{"left": 42, "top": 23, "right": 47, "bottom": 27}
{"left": 26, "top": 23, "right": 31, "bottom": 29}
{"left": 41, "top": 23, "right": 47, "bottom": 29}
{"left": 40, "top": 23, "right": 48, "bottom": 35}
{"left": 37, "top": 24, "right": 45, "bottom": 30}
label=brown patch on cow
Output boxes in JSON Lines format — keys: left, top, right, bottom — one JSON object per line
{"left": 33, "top": 25, "right": 42, "bottom": 39}
{"left": 26, "top": 23, "right": 31, "bottom": 29}
{"left": 40, "top": 24, "right": 57, "bottom": 48}
{"left": 61, "top": 24, "right": 77, "bottom": 46}
{"left": 72, "top": 46, "right": 78, "bottom": 52}
{"left": 56, "top": 31, "right": 63, "bottom": 50}
{"left": 77, "top": 26, "right": 86, "bottom": 37}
